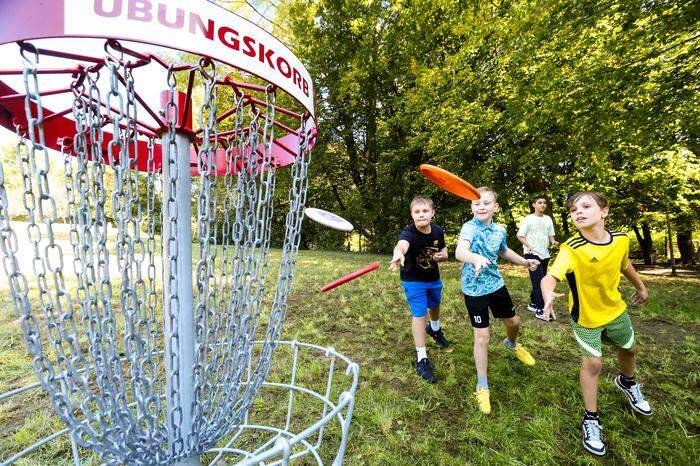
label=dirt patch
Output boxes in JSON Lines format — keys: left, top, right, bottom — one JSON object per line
{"left": 635, "top": 264, "right": 699, "bottom": 279}
{"left": 634, "top": 315, "right": 699, "bottom": 346}
{"left": 521, "top": 310, "right": 699, "bottom": 347}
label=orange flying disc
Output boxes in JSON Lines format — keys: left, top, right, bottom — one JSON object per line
{"left": 321, "top": 262, "right": 380, "bottom": 292}
{"left": 419, "top": 164, "right": 480, "bottom": 201}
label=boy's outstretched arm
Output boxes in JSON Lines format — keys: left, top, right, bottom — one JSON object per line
{"left": 455, "top": 240, "right": 491, "bottom": 276}
{"left": 389, "top": 240, "right": 410, "bottom": 272}
{"left": 500, "top": 248, "right": 539, "bottom": 271}
{"left": 540, "top": 275, "right": 564, "bottom": 321}
{"left": 622, "top": 262, "right": 649, "bottom": 305}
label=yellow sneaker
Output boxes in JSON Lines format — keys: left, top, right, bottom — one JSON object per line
{"left": 474, "top": 387, "right": 491, "bottom": 414}
{"left": 513, "top": 343, "right": 536, "bottom": 366}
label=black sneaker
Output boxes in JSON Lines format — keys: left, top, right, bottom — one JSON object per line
{"left": 581, "top": 418, "right": 606, "bottom": 456}
{"left": 527, "top": 303, "right": 539, "bottom": 313}
{"left": 425, "top": 324, "right": 450, "bottom": 348}
{"left": 535, "top": 309, "right": 553, "bottom": 322}
{"left": 415, "top": 357, "right": 436, "bottom": 383}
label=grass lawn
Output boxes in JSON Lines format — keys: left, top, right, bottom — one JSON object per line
{"left": 0, "top": 248, "right": 698, "bottom": 464}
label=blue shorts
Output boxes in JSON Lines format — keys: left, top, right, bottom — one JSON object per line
{"left": 401, "top": 279, "right": 443, "bottom": 317}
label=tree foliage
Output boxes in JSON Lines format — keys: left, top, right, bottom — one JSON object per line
{"left": 274, "top": 0, "right": 698, "bottom": 260}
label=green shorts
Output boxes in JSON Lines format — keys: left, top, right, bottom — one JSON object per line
{"left": 571, "top": 311, "right": 635, "bottom": 358}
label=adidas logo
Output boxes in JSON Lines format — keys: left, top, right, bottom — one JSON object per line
{"left": 590, "top": 257, "right": 599, "bottom": 263}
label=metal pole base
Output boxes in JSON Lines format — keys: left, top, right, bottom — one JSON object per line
{"left": 173, "top": 457, "right": 201, "bottom": 466}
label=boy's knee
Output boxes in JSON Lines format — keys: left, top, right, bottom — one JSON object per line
{"left": 582, "top": 357, "right": 603, "bottom": 374}
{"left": 474, "top": 329, "right": 490, "bottom": 346}
{"left": 618, "top": 345, "right": 637, "bottom": 356}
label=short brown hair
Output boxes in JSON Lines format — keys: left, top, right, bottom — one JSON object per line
{"left": 566, "top": 191, "right": 609, "bottom": 211}
{"left": 530, "top": 195, "right": 547, "bottom": 212}
{"left": 477, "top": 186, "right": 497, "bottom": 202}
{"left": 410, "top": 195, "right": 434, "bottom": 210}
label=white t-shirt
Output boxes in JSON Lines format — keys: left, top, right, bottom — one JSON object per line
{"left": 517, "top": 214, "right": 555, "bottom": 259}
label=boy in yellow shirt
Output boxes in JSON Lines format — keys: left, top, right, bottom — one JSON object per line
{"left": 541, "top": 191, "right": 651, "bottom": 457}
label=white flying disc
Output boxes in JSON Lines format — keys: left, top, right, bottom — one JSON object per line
{"left": 304, "top": 208, "right": 354, "bottom": 232}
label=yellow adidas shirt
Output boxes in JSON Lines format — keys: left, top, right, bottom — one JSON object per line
{"left": 548, "top": 231, "right": 630, "bottom": 328}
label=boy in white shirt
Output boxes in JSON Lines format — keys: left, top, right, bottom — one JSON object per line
{"left": 517, "top": 195, "right": 558, "bottom": 321}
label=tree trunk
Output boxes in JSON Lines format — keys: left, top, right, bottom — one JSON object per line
{"left": 506, "top": 210, "right": 518, "bottom": 250}
{"left": 560, "top": 211, "right": 570, "bottom": 237}
{"left": 676, "top": 216, "right": 696, "bottom": 265}
{"left": 552, "top": 197, "right": 569, "bottom": 237}
{"left": 641, "top": 222, "right": 654, "bottom": 265}
{"left": 632, "top": 223, "right": 654, "bottom": 265}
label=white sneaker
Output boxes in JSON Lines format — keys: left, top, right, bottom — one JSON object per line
{"left": 527, "top": 303, "right": 539, "bottom": 313}
{"left": 615, "top": 375, "right": 652, "bottom": 416}
{"left": 581, "top": 418, "right": 606, "bottom": 456}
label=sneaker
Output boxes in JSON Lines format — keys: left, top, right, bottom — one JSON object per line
{"left": 614, "top": 375, "right": 652, "bottom": 416}
{"left": 527, "top": 303, "right": 539, "bottom": 313}
{"left": 535, "top": 308, "right": 553, "bottom": 322}
{"left": 581, "top": 418, "right": 606, "bottom": 456}
{"left": 425, "top": 324, "right": 450, "bottom": 348}
{"left": 503, "top": 339, "right": 536, "bottom": 366}
{"left": 474, "top": 387, "right": 491, "bottom": 414}
{"left": 415, "top": 357, "right": 436, "bottom": 383}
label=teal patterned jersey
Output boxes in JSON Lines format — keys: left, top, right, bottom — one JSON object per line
{"left": 459, "top": 217, "right": 508, "bottom": 296}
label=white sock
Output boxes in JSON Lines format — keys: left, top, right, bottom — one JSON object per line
{"left": 430, "top": 319, "right": 440, "bottom": 331}
{"left": 416, "top": 346, "right": 427, "bottom": 361}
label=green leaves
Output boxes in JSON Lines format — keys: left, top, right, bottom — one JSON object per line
{"left": 276, "top": 0, "right": 698, "bottom": 252}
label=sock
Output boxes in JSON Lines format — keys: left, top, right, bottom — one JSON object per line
{"left": 584, "top": 410, "right": 599, "bottom": 421}
{"left": 430, "top": 319, "right": 440, "bottom": 331}
{"left": 619, "top": 374, "right": 636, "bottom": 388}
{"left": 476, "top": 376, "right": 488, "bottom": 391}
{"left": 416, "top": 346, "right": 427, "bottom": 361}
{"left": 503, "top": 337, "right": 516, "bottom": 349}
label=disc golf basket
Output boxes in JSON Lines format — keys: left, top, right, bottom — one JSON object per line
{"left": 0, "top": 1, "right": 358, "bottom": 464}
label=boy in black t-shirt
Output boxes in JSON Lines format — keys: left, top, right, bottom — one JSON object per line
{"left": 390, "top": 195, "right": 449, "bottom": 383}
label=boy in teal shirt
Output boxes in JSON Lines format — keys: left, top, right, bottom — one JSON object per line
{"left": 455, "top": 187, "right": 539, "bottom": 414}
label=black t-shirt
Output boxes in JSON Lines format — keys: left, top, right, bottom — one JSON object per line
{"left": 398, "top": 224, "right": 446, "bottom": 282}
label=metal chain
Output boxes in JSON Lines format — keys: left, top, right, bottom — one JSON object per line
{"left": 0, "top": 40, "right": 314, "bottom": 465}
{"left": 163, "top": 62, "right": 185, "bottom": 461}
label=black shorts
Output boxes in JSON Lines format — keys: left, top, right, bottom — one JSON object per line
{"left": 464, "top": 285, "right": 516, "bottom": 328}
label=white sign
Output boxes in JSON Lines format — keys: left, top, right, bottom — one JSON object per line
{"left": 64, "top": 0, "right": 315, "bottom": 117}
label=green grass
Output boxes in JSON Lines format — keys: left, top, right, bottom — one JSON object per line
{"left": 285, "top": 250, "right": 700, "bottom": 465}
{"left": 0, "top": 249, "right": 698, "bottom": 464}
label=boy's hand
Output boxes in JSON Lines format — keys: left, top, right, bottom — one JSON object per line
{"left": 524, "top": 258, "right": 539, "bottom": 271}
{"left": 389, "top": 251, "right": 405, "bottom": 272}
{"left": 543, "top": 291, "right": 564, "bottom": 321}
{"left": 433, "top": 249, "right": 448, "bottom": 261}
{"left": 630, "top": 288, "right": 649, "bottom": 306}
{"left": 551, "top": 240, "right": 559, "bottom": 248}
{"left": 473, "top": 255, "right": 491, "bottom": 277}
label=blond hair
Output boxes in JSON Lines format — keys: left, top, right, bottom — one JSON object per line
{"left": 477, "top": 186, "right": 497, "bottom": 202}
{"left": 410, "top": 195, "right": 434, "bottom": 210}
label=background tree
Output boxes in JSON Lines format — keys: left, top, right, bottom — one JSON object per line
{"left": 275, "top": 0, "right": 698, "bottom": 259}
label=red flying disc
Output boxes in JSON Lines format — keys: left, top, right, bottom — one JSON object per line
{"left": 419, "top": 164, "right": 480, "bottom": 201}
{"left": 321, "top": 262, "right": 381, "bottom": 292}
